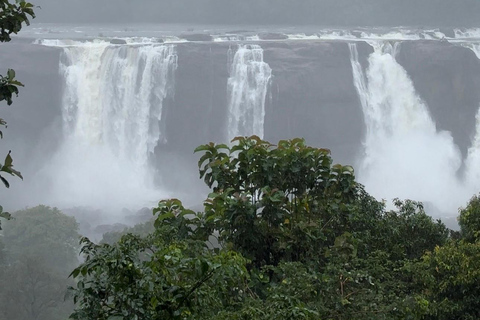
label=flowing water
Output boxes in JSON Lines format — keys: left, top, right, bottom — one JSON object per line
{"left": 349, "top": 42, "right": 465, "bottom": 213}
{"left": 226, "top": 44, "right": 272, "bottom": 139}
{"left": 42, "top": 40, "right": 177, "bottom": 209}
{"left": 6, "top": 27, "right": 480, "bottom": 218}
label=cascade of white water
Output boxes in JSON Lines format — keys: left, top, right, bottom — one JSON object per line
{"left": 463, "top": 44, "right": 480, "bottom": 191}
{"left": 465, "top": 106, "right": 480, "bottom": 190}
{"left": 349, "top": 42, "right": 464, "bottom": 213}
{"left": 44, "top": 41, "right": 177, "bottom": 209}
{"left": 227, "top": 44, "right": 272, "bottom": 139}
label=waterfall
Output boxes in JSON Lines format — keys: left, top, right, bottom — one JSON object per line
{"left": 227, "top": 44, "right": 272, "bottom": 139}
{"left": 465, "top": 106, "right": 480, "bottom": 190}
{"left": 349, "top": 42, "right": 464, "bottom": 213}
{"left": 44, "top": 41, "right": 177, "bottom": 209}
{"left": 463, "top": 44, "right": 480, "bottom": 190}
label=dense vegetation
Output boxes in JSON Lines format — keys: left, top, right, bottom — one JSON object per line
{"left": 0, "top": 137, "right": 479, "bottom": 319}
{"left": 58, "top": 137, "right": 479, "bottom": 320}
{"left": 0, "top": 205, "right": 78, "bottom": 320}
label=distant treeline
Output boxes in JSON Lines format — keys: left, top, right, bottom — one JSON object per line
{"left": 35, "top": 0, "right": 480, "bottom": 27}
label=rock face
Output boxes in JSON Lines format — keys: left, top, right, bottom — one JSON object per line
{"left": 157, "top": 41, "right": 371, "bottom": 166}
{"left": 158, "top": 42, "right": 230, "bottom": 156}
{"left": 179, "top": 34, "right": 213, "bottom": 42}
{"left": 262, "top": 41, "right": 370, "bottom": 165}
{"left": 258, "top": 33, "right": 288, "bottom": 40}
{"left": 110, "top": 38, "right": 127, "bottom": 44}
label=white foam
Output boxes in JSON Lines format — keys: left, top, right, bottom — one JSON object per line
{"left": 227, "top": 44, "right": 272, "bottom": 139}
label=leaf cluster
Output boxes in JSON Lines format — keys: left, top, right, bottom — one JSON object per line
{"left": 69, "top": 199, "right": 250, "bottom": 320}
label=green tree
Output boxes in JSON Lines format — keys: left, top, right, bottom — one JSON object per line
{"left": 100, "top": 219, "right": 155, "bottom": 245}
{"left": 374, "top": 199, "right": 449, "bottom": 261}
{"left": 0, "top": 256, "right": 74, "bottom": 320}
{"left": 458, "top": 194, "right": 480, "bottom": 243}
{"left": 2, "top": 205, "right": 80, "bottom": 274}
{"left": 70, "top": 199, "right": 249, "bottom": 320}
{"left": 412, "top": 240, "right": 480, "bottom": 320}
{"left": 194, "top": 136, "right": 357, "bottom": 268}
{"left": 0, "top": 206, "right": 79, "bottom": 320}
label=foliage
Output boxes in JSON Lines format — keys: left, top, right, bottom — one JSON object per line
{"left": 0, "top": 256, "right": 74, "bottom": 320}
{"left": 2, "top": 205, "right": 80, "bottom": 274}
{"left": 194, "top": 136, "right": 357, "bottom": 268}
{"left": 458, "top": 194, "right": 480, "bottom": 243}
{"left": 0, "top": 0, "right": 35, "bottom": 43}
{"left": 69, "top": 137, "right": 476, "bottom": 320}
{"left": 374, "top": 199, "right": 449, "bottom": 261}
{"left": 412, "top": 240, "right": 480, "bottom": 320}
{"left": 0, "top": 206, "right": 79, "bottom": 320}
{"left": 0, "top": 150, "right": 22, "bottom": 187}
{"left": 70, "top": 199, "right": 249, "bottom": 320}
{"left": 101, "top": 219, "right": 155, "bottom": 245}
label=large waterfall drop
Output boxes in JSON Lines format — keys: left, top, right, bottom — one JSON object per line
{"left": 45, "top": 41, "right": 177, "bottom": 209}
{"left": 463, "top": 43, "right": 480, "bottom": 191}
{"left": 226, "top": 44, "right": 272, "bottom": 139}
{"left": 349, "top": 42, "right": 465, "bottom": 213}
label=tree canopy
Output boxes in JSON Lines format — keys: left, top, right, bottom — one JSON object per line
{"left": 67, "top": 136, "right": 479, "bottom": 320}
{"left": 0, "top": 205, "right": 79, "bottom": 320}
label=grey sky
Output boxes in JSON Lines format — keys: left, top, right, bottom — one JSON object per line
{"left": 33, "top": 0, "right": 480, "bottom": 27}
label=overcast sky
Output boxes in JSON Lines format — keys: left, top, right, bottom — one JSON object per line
{"left": 33, "top": 0, "right": 480, "bottom": 27}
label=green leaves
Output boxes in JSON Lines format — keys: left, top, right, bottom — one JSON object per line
{"left": 0, "top": 205, "right": 11, "bottom": 230}
{"left": 0, "top": 0, "right": 36, "bottom": 43}
{"left": 412, "top": 240, "right": 480, "bottom": 320}
{"left": 69, "top": 219, "right": 249, "bottom": 320}
{"left": 458, "top": 194, "right": 480, "bottom": 243}
{"left": 194, "top": 136, "right": 359, "bottom": 268}
{"left": 0, "top": 150, "right": 23, "bottom": 188}
{"left": 0, "top": 68, "right": 23, "bottom": 106}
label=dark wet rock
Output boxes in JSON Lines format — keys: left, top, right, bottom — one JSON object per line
{"left": 180, "top": 33, "right": 213, "bottom": 42}
{"left": 261, "top": 41, "right": 371, "bottom": 164}
{"left": 258, "top": 32, "right": 288, "bottom": 40}
{"left": 351, "top": 31, "right": 363, "bottom": 38}
{"left": 227, "top": 30, "right": 253, "bottom": 34}
{"left": 439, "top": 28, "right": 455, "bottom": 38}
{"left": 110, "top": 38, "right": 127, "bottom": 44}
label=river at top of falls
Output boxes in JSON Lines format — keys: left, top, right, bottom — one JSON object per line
{"left": 41, "top": 40, "right": 177, "bottom": 211}
{"left": 349, "top": 42, "right": 467, "bottom": 215}
{"left": 226, "top": 44, "right": 272, "bottom": 140}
